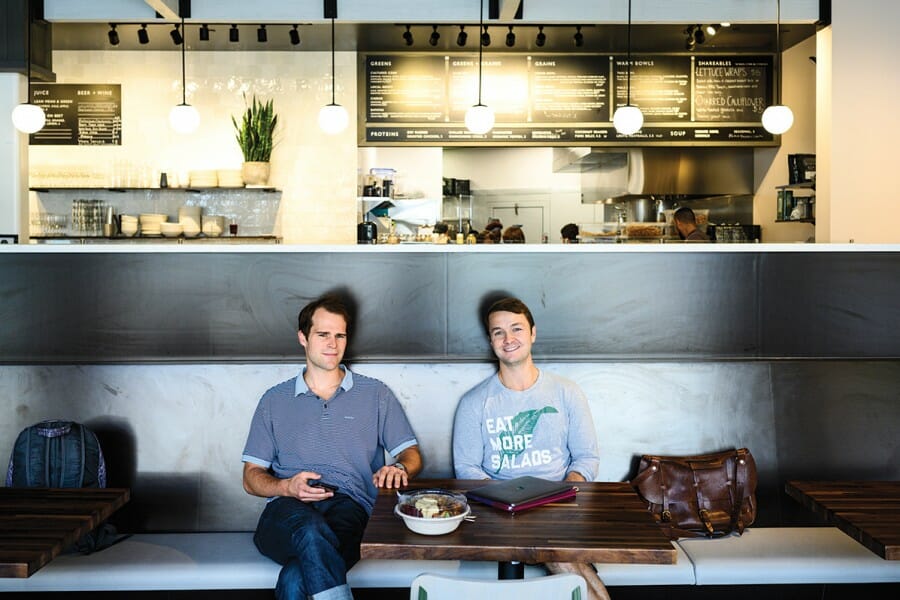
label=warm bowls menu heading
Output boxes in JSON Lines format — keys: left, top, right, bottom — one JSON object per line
{"left": 360, "top": 53, "right": 775, "bottom": 146}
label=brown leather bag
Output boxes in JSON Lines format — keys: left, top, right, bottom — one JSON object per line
{"left": 631, "top": 448, "right": 757, "bottom": 539}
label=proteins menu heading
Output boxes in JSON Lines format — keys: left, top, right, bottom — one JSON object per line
{"left": 29, "top": 84, "right": 122, "bottom": 146}
{"left": 360, "top": 54, "right": 775, "bottom": 145}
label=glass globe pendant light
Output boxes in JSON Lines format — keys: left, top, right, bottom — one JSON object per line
{"left": 761, "top": 0, "right": 793, "bottom": 135}
{"left": 465, "top": 0, "right": 494, "bottom": 134}
{"left": 169, "top": 19, "right": 200, "bottom": 134}
{"left": 11, "top": 1, "right": 46, "bottom": 134}
{"left": 612, "top": 0, "right": 643, "bottom": 135}
{"left": 318, "top": 17, "right": 349, "bottom": 134}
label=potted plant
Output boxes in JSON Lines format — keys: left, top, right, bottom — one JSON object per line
{"left": 232, "top": 94, "right": 277, "bottom": 186}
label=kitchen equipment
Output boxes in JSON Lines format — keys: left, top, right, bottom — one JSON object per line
{"left": 357, "top": 221, "right": 377, "bottom": 244}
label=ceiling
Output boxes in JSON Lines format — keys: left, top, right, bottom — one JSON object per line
{"left": 50, "top": 21, "right": 819, "bottom": 54}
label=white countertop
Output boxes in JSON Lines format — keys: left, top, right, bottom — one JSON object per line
{"left": 2, "top": 243, "right": 899, "bottom": 254}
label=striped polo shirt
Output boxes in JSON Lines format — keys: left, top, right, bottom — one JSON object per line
{"left": 242, "top": 366, "right": 417, "bottom": 513}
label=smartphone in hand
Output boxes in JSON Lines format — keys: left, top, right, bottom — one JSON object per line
{"left": 308, "top": 479, "right": 339, "bottom": 493}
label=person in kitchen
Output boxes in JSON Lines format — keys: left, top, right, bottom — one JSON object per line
{"left": 673, "top": 206, "right": 709, "bottom": 242}
{"left": 242, "top": 293, "right": 422, "bottom": 600}
{"left": 452, "top": 296, "right": 607, "bottom": 600}
{"left": 560, "top": 223, "right": 579, "bottom": 243}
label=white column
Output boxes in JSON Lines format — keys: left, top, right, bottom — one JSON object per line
{"left": 0, "top": 72, "right": 29, "bottom": 242}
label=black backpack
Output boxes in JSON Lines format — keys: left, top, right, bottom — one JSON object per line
{"left": 6, "top": 420, "right": 122, "bottom": 553}
{"left": 6, "top": 420, "right": 107, "bottom": 488}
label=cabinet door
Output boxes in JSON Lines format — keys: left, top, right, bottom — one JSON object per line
{"left": 491, "top": 205, "right": 545, "bottom": 244}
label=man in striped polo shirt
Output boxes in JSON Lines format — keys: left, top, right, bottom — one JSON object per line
{"left": 242, "top": 293, "right": 422, "bottom": 600}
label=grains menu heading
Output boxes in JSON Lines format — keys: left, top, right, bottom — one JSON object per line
{"left": 360, "top": 54, "right": 775, "bottom": 145}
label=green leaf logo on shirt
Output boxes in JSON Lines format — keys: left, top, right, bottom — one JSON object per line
{"left": 495, "top": 406, "right": 558, "bottom": 474}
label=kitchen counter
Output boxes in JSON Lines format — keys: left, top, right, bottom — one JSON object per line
{"left": 2, "top": 242, "right": 897, "bottom": 253}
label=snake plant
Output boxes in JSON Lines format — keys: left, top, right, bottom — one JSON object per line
{"left": 232, "top": 95, "right": 277, "bottom": 162}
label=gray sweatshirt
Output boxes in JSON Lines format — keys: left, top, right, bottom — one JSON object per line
{"left": 452, "top": 370, "right": 600, "bottom": 481}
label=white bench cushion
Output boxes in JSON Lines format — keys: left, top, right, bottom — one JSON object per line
{"left": 0, "top": 533, "right": 545, "bottom": 592}
{"left": 593, "top": 541, "right": 695, "bottom": 586}
{"left": 678, "top": 527, "right": 900, "bottom": 585}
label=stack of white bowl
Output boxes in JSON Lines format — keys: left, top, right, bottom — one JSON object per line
{"left": 201, "top": 215, "right": 225, "bottom": 237}
{"left": 139, "top": 213, "right": 166, "bottom": 236}
{"left": 217, "top": 169, "right": 244, "bottom": 188}
{"left": 160, "top": 221, "right": 183, "bottom": 238}
{"left": 189, "top": 170, "right": 218, "bottom": 188}
{"left": 178, "top": 206, "right": 202, "bottom": 238}
{"left": 120, "top": 215, "right": 139, "bottom": 237}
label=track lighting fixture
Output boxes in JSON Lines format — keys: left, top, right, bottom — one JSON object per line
{"left": 108, "top": 24, "right": 119, "bottom": 46}
{"left": 170, "top": 23, "right": 183, "bottom": 45}
{"left": 11, "top": 0, "right": 45, "bottom": 134}
{"left": 505, "top": 25, "right": 515, "bottom": 47}
{"left": 573, "top": 25, "right": 584, "bottom": 47}
{"left": 457, "top": 25, "right": 467, "bottom": 47}
{"left": 289, "top": 25, "right": 301, "bottom": 46}
{"left": 257, "top": 25, "right": 267, "bottom": 43}
{"left": 465, "top": 0, "right": 494, "bottom": 134}
{"left": 402, "top": 25, "right": 413, "bottom": 46}
{"left": 684, "top": 25, "right": 706, "bottom": 50}
{"left": 429, "top": 25, "right": 440, "bottom": 47}
{"left": 705, "top": 24, "right": 719, "bottom": 37}
{"left": 535, "top": 25, "right": 546, "bottom": 47}
{"left": 318, "top": 17, "right": 349, "bottom": 135}
{"left": 762, "top": 0, "right": 794, "bottom": 134}
{"left": 199, "top": 24, "right": 210, "bottom": 41}
{"left": 229, "top": 24, "right": 239, "bottom": 43}
{"left": 169, "top": 17, "right": 199, "bottom": 134}
{"left": 138, "top": 24, "right": 150, "bottom": 45}
{"left": 481, "top": 26, "right": 491, "bottom": 47}
{"left": 613, "top": 0, "right": 644, "bottom": 135}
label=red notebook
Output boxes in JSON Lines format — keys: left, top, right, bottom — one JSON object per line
{"left": 465, "top": 476, "right": 578, "bottom": 513}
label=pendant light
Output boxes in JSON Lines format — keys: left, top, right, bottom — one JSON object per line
{"left": 761, "top": 0, "right": 794, "bottom": 135}
{"left": 612, "top": 0, "right": 643, "bottom": 135}
{"left": 169, "top": 18, "right": 200, "bottom": 134}
{"left": 318, "top": 17, "right": 349, "bottom": 135}
{"left": 11, "top": 1, "right": 46, "bottom": 134}
{"left": 464, "top": 0, "right": 494, "bottom": 135}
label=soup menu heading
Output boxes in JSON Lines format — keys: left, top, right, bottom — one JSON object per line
{"left": 360, "top": 53, "right": 775, "bottom": 146}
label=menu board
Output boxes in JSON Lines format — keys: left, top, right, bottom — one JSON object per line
{"left": 29, "top": 84, "right": 122, "bottom": 146}
{"left": 360, "top": 53, "right": 776, "bottom": 146}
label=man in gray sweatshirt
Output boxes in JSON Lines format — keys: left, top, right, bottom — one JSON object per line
{"left": 452, "top": 296, "right": 607, "bottom": 600}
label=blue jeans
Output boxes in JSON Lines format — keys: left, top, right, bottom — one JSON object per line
{"left": 254, "top": 494, "right": 369, "bottom": 600}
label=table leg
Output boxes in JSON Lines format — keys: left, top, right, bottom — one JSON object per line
{"left": 498, "top": 560, "right": 525, "bottom": 579}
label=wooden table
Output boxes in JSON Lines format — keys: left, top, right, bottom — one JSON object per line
{"left": 785, "top": 480, "right": 900, "bottom": 560}
{"left": 0, "top": 487, "right": 130, "bottom": 578}
{"left": 361, "top": 480, "right": 674, "bottom": 578}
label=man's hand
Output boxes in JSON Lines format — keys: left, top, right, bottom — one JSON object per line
{"left": 373, "top": 464, "right": 408, "bottom": 489}
{"left": 284, "top": 471, "right": 335, "bottom": 502}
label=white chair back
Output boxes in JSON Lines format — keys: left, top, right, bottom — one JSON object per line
{"left": 409, "top": 572, "right": 587, "bottom": 600}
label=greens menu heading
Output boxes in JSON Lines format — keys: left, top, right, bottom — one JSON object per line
{"left": 360, "top": 54, "right": 775, "bottom": 146}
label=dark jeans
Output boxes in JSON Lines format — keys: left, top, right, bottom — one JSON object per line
{"left": 254, "top": 494, "right": 369, "bottom": 600}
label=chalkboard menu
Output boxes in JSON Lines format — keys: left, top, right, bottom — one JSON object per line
{"left": 29, "top": 84, "right": 122, "bottom": 146}
{"left": 359, "top": 53, "right": 776, "bottom": 146}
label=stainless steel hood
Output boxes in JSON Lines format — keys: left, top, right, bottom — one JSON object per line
{"left": 552, "top": 147, "right": 754, "bottom": 203}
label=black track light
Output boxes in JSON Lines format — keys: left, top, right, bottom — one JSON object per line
{"left": 108, "top": 24, "right": 119, "bottom": 46}
{"left": 229, "top": 24, "right": 239, "bottom": 43}
{"left": 535, "top": 25, "right": 546, "bottom": 47}
{"left": 199, "top": 24, "right": 210, "bottom": 41}
{"left": 257, "top": 25, "right": 267, "bottom": 43}
{"left": 138, "top": 24, "right": 149, "bottom": 45}
{"left": 457, "top": 25, "right": 467, "bottom": 47}
{"left": 481, "top": 26, "right": 491, "bottom": 47}
{"left": 170, "top": 23, "right": 183, "bottom": 45}
{"left": 505, "top": 25, "right": 515, "bottom": 47}
{"left": 402, "top": 25, "right": 413, "bottom": 46}
{"left": 429, "top": 25, "right": 440, "bottom": 47}
{"left": 289, "top": 24, "right": 300, "bottom": 45}
{"left": 693, "top": 26, "right": 706, "bottom": 45}
{"left": 573, "top": 25, "right": 583, "bottom": 47}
